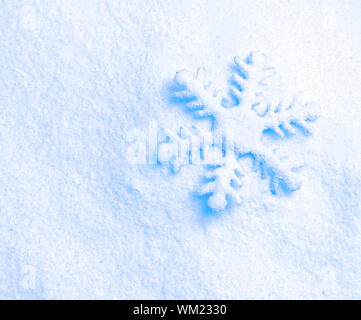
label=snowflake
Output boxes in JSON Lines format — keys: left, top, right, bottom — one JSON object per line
{"left": 161, "top": 51, "right": 319, "bottom": 211}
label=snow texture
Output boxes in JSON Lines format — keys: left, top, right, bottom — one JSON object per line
{"left": 1, "top": 0, "right": 361, "bottom": 299}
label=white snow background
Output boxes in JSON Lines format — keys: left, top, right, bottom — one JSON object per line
{"left": 0, "top": 0, "right": 361, "bottom": 299}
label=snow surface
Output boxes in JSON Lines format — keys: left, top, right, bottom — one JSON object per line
{"left": 0, "top": 0, "right": 361, "bottom": 299}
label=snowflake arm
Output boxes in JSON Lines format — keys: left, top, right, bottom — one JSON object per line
{"left": 199, "top": 154, "right": 244, "bottom": 211}
{"left": 254, "top": 149, "right": 302, "bottom": 194}
{"left": 226, "top": 51, "right": 275, "bottom": 109}
{"left": 173, "top": 67, "right": 223, "bottom": 118}
{"left": 262, "top": 94, "right": 320, "bottom": 136}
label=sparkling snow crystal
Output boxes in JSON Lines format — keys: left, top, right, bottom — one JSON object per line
{"left": 163, "top": 51, "right": 319, "bottom": 211}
